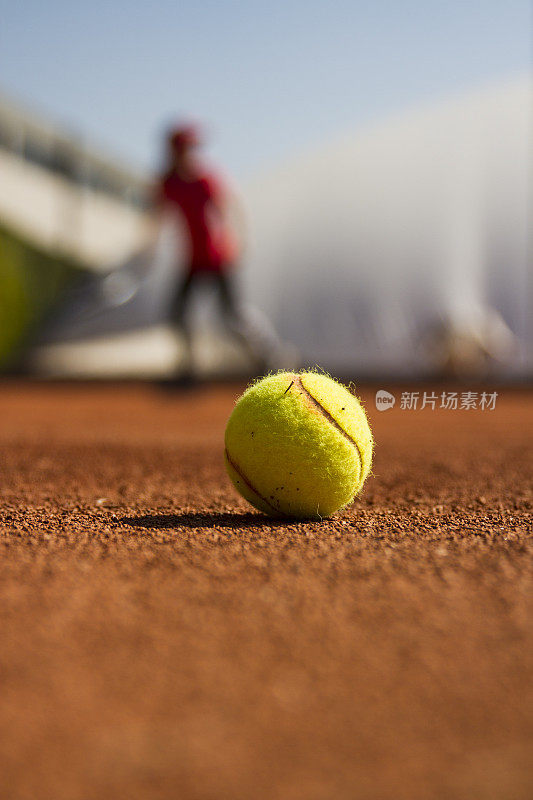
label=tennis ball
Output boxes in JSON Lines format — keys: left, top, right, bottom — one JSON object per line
{"left": 224, "top": 371, "right": 373, "bottom": 519}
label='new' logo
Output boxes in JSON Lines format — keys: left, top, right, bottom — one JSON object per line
{"left": 375, "top": 390, "right": 395, "bottom": 411}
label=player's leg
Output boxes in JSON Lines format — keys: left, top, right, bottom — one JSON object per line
{"left": 215, "top": 270, "right": 279, "bottom": 371}
{"left": 170, "top": 270, "right": 195, "bottom": 323}
{"left": 169, "top": 270, "right": 196, "bottom": 375}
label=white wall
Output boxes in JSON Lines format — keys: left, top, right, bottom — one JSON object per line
{"left": 0, "top": 148, "right": 150, "bottom": 269}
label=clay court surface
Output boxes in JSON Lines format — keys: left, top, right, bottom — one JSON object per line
{"left": 0, "top": 380, "right": 532, "bottom": 800}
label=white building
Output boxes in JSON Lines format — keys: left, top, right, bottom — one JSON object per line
{"left": 0, "top": 92, "right": 150, "bottom": 269}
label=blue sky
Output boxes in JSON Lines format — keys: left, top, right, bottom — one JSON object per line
{"left": 1, "top": 1, "right": 530, "bottom": 180}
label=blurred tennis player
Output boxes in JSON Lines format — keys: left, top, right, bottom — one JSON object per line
{"left": 155, "top": 123, "right": 281, "bottom": 380}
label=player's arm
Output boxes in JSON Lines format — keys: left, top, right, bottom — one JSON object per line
{"left": 142, "top": 176, "right": 173, "bottom": 259}
{"left": 209, "top": 174, "right": 248, "bottom": 261}
{"left": 147, "top": 178, "right": 167, "bottom": 237}
{"left": 226, "top": 188, "right": 248, "bottom": 259}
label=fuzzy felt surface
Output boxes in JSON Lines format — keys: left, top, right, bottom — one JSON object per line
{"left": 224, "top": 372, "right": 373, "bottom": 519}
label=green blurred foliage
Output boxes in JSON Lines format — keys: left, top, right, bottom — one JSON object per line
{"left": 0, "top": 225, "right": 86, "bottom": 369}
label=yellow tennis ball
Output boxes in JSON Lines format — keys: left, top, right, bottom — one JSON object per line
{"left": 224, "top": 371, "right": 373, "bottom": 519}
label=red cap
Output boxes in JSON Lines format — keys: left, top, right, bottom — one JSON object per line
{"left": 168, "top": 123, "right": 203, "bottom": 151}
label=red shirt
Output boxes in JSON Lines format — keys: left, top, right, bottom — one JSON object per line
{"left": 159, "top": 168, "right": 237, "bottom": 273}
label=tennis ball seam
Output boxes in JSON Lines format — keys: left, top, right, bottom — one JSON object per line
{"left": 292, "top": 374, "right": 364, "bottom": 480}
{"left": 224, "top": 448, "right": 281, "bottom": 515}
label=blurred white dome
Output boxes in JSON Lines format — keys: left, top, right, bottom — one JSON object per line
{"left": 243, "top": 77, "right": 532, "bottom": 377}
